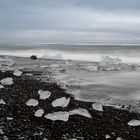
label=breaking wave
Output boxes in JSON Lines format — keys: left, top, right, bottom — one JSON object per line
{"left": 0, "top": 48, "right": 140, "bottom": 63}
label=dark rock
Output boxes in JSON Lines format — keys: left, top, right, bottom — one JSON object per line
{"left": 30, "top": 55, "right": 37, "bottom": 60}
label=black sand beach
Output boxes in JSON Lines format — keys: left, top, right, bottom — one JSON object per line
{"left": 0, "top": 69, "right": 140, "bottom": 140}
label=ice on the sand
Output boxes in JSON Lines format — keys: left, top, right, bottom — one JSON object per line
{"left": 101, "top": 56, "right": 122, "bottom": 65}
{"left": 63, "top": 98, "right": 70, "bottom": 107}
{"left": 0, "top": 84, "right": 4, "bottom": 89}
{"left": 3, "top": 136, "right": 8, "bottom": 140}
{"left": 0, "top": 129, "right": 4, "bottom": 135}
{"left": 38, "top": 90, "right": 51, "bottom": 100}
{"left": 25, "top": 73, "right": 33, "bottom": 76}
{"left": 116, "top": 137, "right": 124, "bottom": 140}
{"left": 13, "top": 69, "right": 22, "bottom": 76}
{"left": 105, "top": 134, "right": 111, "bottom": 139}
{"left": 0, "top": 99, "right": 6, "bottom": 105}
{"left": 69, "top": 108, "right": 92, "bottom": 118}
{"left": 128, "top": 120, "right": 140, "bottom": 126}
{"left": 51, "top": 97, "right": 70, "bottom": 107}
{"left": 0, "top": 78, "right": 14, "bottom": 85}
{"left": 92, "top": 103, "right": 103, "bottom": 111}
{"left": 7, "top": 117, "right": 13, "bottom": 120}
{"left": 35, "top": 109, "right": 44, "bottom": 117}
{"left": 44, "top": 111, "right": 69, "bottom": 121}
{"left": 26, "top": 99, "right": 39, "bottom": 106}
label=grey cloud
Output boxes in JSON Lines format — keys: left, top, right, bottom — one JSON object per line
{"left": 0, "top": 0, "right": 140, "bottom": 44}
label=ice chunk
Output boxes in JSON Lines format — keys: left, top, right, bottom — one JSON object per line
{"left": 26, "top": 99, "right": 38, "bottom": 106}
{"left": 83, "top": 65, "right": 98, "bottom": 72}
{"left": 13, "top": 70, "right": 22, "bottom": 76}
{"left": 63, "top": 98, "right": 70, "bottom": 107}
{"left": 128, "top": 120, "right": 140, "bottom": 126}
{"left": 1, "top": 78, "right": 14, "bottom": 85}
{"left": 25, "top": 73, "right": 33, "bottom": 76}
{"left": 116, "top": 137, "right": 124, "bottom": 140}
{"left": 51, "top": 97, "right": 70, "bottom": 107}
{"left": 3, "top": 136, "right": 8, "bottom": 140}
{"left": 69, "top": 108, "right": 92, "bottom": 118}
{"left": 105, "top": 134, "right": 111, "bottom": 139}
{"left": 38, "top": 90, "right": 51, "bottom": 100}
{"left": 0, "top": 84, "right": 4, "bottom": 89}
{"left": 50, "top": 64, "right": 60, "bottom": 68}
{"left": 0, "top": 99, "right": 6, "bottom": 105}
{"left": 92, "top": 103, "right": 103, "bottom": 111}
{"left": 102, "top": 64, "right": 116, "bottom": 71}
{"left": 101, "top": 56, "right": 122, "bottom": 65}
{"left": 0, "top": 56, "right": 15, "bottom": 66}
{"left": 0, "top": 129, "right": 4, "bottom": 135}
{"left": 44, "top": 111, "right": 69, "bottom": 121}
{"left": 35, "top": 109, "right": 44, "bottom": 117}
{"left": 7, "top": 117, "right": 13, "bottom": 120}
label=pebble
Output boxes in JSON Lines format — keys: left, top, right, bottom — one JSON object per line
{"left": 26, "top": 99, "right": 39, "bottom": 106}
{"left": 34, "top": 109, "right": 44, "bottom": 117}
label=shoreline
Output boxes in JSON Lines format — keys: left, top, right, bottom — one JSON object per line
{"left": 0, "top": 70, "right": 140, "bottom": 140}
{"left": 1, "top": 56, "right": 140, "bottom": 109}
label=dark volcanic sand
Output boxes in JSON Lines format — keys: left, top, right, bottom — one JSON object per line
{"left": 0, "top": 70, "right": 140, "bottom": 140}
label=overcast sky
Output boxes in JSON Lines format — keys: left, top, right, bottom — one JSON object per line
{"left": 1, "top": 0, "right": 140, "bottom": 44}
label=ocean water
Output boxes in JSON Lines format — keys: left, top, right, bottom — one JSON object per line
{"left": 0, "top": 44, "right": 140, "bottom": 63}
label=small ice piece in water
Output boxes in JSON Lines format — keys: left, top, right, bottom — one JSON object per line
{"left": 101, "top": 56, "right": 122, "bottom": 65}
{"left": 44, "top": 111, "right": 69, "bottom": 121}
{"left": 38, "top": 90, "right": 51, "bottom": 100}
{"left": 1, "top": 78, "right": 14, "bottom": 85}
{"left": 128, "top": 120, "right": 140, "bottom": 126}
{"left": 51, "top": 97, "right": 70, "bottom": 107}
{"left": 92, "top": 103, "right": 103, "bottom": 111}
{"left": 0, "top": 99, "right": 6, "bottom": 105}
{"left": 83, "top": 65, "right": 98, "bottom": 72}
{"left": 26, "top": 99, "right": 39, "bottom": 106}
{"left": 50, "top": 64, "right": 60, "bottom": 68}
{"left": 69, "top": 108, "right": 92, "bottom": 118}
{"left": 13, "top": 69, "right": 22, "bottom": 76}
{"left": 35, "top": 109, "right": 44, "bottom": 117}
{"left": 0, "top": 84, "right": 4, "bottom": 89}
{"left": 40, "top": 65, "right": 49, "bottom": 68}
